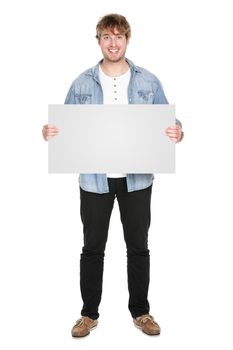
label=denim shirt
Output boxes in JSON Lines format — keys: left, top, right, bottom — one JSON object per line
{"left": 65, "top": 58, "right": 181, "bottom": 193}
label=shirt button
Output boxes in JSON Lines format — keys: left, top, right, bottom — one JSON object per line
{"left": 115, "top": 98, "right": 118, "bottom": 100}
{"left": 114, "top": 91, "right": 117, "bottom": 93}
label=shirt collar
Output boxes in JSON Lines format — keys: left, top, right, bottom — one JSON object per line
{"left": 85, "top": 58, "right": 142, "bottom": 83}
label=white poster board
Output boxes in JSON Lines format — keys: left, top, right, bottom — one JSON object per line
{"left": 48, "top": 104, "right": 175, "bottom": 173}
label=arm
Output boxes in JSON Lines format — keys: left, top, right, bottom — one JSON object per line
{"left": 42, "top": 82, "right": 76, "bottom": 141}
{"left": 153, "top": 78, "right": 184, "bottom": 142}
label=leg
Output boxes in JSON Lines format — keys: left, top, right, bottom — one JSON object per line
{"left": 79, "top": 186, "right": 115, "bottom": 319}
{"left": 116, "top": 179, "right": 152, "bottom": 318}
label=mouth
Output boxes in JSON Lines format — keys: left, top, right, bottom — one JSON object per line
{"left": 109, "top": 49, "right": 119, "bottom": 54}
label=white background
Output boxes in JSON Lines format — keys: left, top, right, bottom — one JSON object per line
{"left": 0, "top": 0, "right": 233, "bottom": 349}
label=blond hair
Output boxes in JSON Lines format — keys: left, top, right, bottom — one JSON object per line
{"left": 96, "top": 14, "right": 131, "bottom": 40}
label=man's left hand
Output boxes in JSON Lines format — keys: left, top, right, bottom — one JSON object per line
{"left": 165, "top": 125, "right": 184, "bottom": 143}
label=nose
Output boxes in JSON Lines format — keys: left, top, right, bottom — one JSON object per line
{"left": 110, "top": 37, "right": 117, "bottom": 46}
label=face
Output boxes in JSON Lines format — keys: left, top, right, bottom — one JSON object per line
{"left": 98, "top": 28, "right": 129, "bottom": 63}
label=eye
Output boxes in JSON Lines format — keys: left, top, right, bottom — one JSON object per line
{"left": 103, "top": 35, "right": 109, "bottom": 40}
{"left": 117, "top": 36, "right": 123, "bottom": 40}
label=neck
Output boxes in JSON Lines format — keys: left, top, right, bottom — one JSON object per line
{"left": 100, "top": 58, "right": 129, "bottom": 77}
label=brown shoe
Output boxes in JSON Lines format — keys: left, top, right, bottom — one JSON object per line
{"left": 134, "top": 314, "right": 161, "bottom": 335}
{"left": 71, "top": 316, "right": 98, "bottom": 337}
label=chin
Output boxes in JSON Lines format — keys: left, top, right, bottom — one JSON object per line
{"left": 106, "top": 56, "right": 124, "bottom": 63}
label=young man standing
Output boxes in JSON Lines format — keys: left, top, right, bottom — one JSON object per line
{"left": 42, "top": 14, "right": 184, "bottom": 337}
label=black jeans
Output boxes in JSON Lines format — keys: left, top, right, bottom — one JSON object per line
{"left": 80, "top": 177, "right": 152, "bottom": 320}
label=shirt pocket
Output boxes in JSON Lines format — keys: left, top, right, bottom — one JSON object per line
{"left": 137, "top": 90, "right": 154, "bottom": 103}
{"left": 75, "top": 94, "right": 92, "bottom": 104}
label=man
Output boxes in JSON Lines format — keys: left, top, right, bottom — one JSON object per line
{"left": 42, "top": 13, "right": 184, "bottom": 337}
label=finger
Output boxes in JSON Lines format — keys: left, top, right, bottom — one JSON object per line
{"left": 46, "top": 131, "right": 59, "bottom": 137}
{"left": 46, "top": 127, "right": 59, "bottom": 132}
{"left": 45, "top": 134, "right": 58, "bottom": 141}
{"left": 167, "top": 125, "right": 180, "bottom": 130}
{"left": 46, "top": 128, "right": 59, "bottom": 133}
{"left": 166, "top": 132, "right": 179, "bottom": 138}
{"left": 44, "top": 127, "right": 59, "bottom": 133}
{"left": 44, "top": 128, "right": 59, "bottom": 135}
{"left": 165, "top": 129, "right": 178, "bottom": 135}
{"left": 45, "top": 128, "right": 60, "bottom": 132}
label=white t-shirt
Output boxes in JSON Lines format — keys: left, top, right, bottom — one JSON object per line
{"left": 98, "top": 65, "right": 130, "bottom": 178}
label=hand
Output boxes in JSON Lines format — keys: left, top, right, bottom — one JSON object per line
{"left": 42, "top": 124, "right": 59, "bottom": 141}
{"left": 165, "top": 125, "right": 183, "bottom": 143}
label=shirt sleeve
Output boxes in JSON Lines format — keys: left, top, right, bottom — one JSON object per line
{"left": 64, "top": 84, "right": 76, "bottom": 104}
{"left": 154, "top": 79, "right": 182, "bottom": 128}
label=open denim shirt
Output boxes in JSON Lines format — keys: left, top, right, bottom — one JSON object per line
{"left": 65, "top": 58, "right": 181, "bottom": 193}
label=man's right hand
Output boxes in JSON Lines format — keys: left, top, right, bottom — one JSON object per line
{"left": 42, "top": 124, "right": 59, "bottom": 141}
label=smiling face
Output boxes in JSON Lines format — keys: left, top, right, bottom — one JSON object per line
{"left": 98, "top": 28, "right": 129, "bottom": 63}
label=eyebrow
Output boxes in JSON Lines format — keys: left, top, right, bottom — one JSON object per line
{"left": 102, "top": 33, "right": 123, "bottom": 36}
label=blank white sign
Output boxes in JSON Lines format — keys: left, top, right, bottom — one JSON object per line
{"left": 48, "top": 104, "right": 175, "bottom": 173}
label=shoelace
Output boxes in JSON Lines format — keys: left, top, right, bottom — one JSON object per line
{"left": 75, "top": 317, "right": 86, "bottom": 327}
{"left": 140, "top": 315, "right": 158, "bottom": 325}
